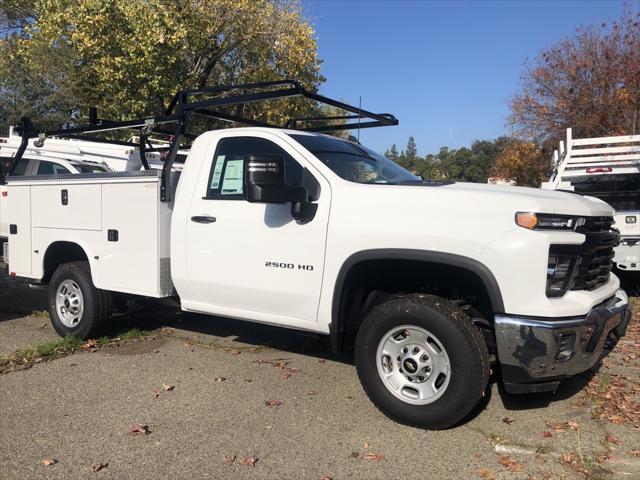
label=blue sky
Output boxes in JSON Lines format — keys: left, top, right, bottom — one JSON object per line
{"left": 303, "top": 0, "right": 629, "bottom": 155}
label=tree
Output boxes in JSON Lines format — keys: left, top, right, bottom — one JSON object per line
{"left": 490, "top": 140, "right": 547, "bottom": 187}
{"left": 509, "top": 8, "right": 640, "bottom": 143}
{"left": 385, "top": 144, "right": 399, "bottom": 161}
{"left": 386, "top": 136, "right": 510, "bottom": 183}
{"left": 0, "top": 0, "right": 324, "bottom": 132}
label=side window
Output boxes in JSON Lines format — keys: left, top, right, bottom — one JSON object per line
{"left": 205, "top": 137, "right": 304, "bottom": 200}
{"left": 8, "top": 158, "right": 29, "bottom": 176}
{"left": 36, "top": 161, "right": 71, "bottom": 175}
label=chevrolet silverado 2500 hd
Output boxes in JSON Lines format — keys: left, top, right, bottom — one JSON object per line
{"left": 3, "top": 82, "right": 632, "bottom": 429}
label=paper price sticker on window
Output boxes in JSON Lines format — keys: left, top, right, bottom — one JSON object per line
{"left": 210, "top": 155, "right": 225, "bottom": 189}
{"left": 221, "top": 159, "right": 244, "bottom": 195}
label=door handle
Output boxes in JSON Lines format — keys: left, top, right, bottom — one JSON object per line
{"left": 191, "top": 215, "right": 217, "bottom": 224}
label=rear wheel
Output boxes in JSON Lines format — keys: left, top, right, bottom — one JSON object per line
{"left": 48, "top": 261, "right": 111, "bottom": 339}
{"left": 355, "top": 294, "right": 490, "bottom": 429}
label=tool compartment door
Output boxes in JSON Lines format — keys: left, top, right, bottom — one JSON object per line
{"left": 7, "top": 185, "right": 32, "bottom": 277}
{"left": 31, "top": 184, "right": 102, "bottom": 231}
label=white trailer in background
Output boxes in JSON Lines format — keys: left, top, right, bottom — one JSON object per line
{"left": 542, "top": 129, "right": 640, "bottom": 273}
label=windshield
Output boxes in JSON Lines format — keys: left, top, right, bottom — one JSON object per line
{"left": 72, "top": 163, "right": 109, "bottom": 173}
{"left": 289, "top": 134, "right": 420, "bottom": 184}
{"left": 568, "top": 174, "right": 640, "bottom": 210}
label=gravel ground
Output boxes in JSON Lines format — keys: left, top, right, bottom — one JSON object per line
{"left": 1, "top": 265, "right": 639, "bottom": 480}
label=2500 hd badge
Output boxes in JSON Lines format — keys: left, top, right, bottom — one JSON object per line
{"left": 265, "top": 261, "right": 314, "bottom": 271}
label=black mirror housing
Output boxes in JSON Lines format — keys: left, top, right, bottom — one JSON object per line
{"left": 244, "top": 154, "right": 306, "bottom": 204}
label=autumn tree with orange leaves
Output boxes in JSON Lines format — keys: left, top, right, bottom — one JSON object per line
{"left": 509, "top": 9, "right": 640, "bottom": 145}
{"left": 490, "top": 140, "right": 547, "bottom": 187}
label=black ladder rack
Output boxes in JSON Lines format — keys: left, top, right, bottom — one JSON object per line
{"left": 4, "top": 80, "right": 398, "bottom": 201}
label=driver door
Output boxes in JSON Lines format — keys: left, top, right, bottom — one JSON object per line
{"left": 184, "top": 133, "right": 330, "bottom": 327}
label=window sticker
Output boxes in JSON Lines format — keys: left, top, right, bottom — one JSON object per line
{"left": 210, "top": 155, "right": 225, "bottom": 189}
{"left": 221, "top": 159, "right": 244, "bottom": 195}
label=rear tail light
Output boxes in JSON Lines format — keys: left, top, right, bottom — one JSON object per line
{"left": 586, "top": 167, "right": 612, "bottom": 173}
{"left": 1, "top": 191, "right": 6, "bottom": 197}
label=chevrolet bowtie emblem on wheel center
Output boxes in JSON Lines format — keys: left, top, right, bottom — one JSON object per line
{"left": 403, "top": 358, "right": 418, "bottom": 373}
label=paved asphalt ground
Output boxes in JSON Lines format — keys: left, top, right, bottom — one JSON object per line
{"left": 1, "top": 262, "right": 639, "bottom": 479}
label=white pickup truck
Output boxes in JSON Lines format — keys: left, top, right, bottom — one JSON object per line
{"left": 2, "top": 82, "right": 633, "bottom": 429}
{"left": 542, "top": 128, "right": 640, "bottom": 273}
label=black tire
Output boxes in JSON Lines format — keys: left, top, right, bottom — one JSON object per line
{"left": 48, "top": 261, "right": 111, "bottom": 339}
{"left": 355, "top": 294, "right": 490, "bottom": 429}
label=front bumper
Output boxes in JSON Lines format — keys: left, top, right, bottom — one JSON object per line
{"left": 495, "top": 289, "right": 631, "bottom": 393}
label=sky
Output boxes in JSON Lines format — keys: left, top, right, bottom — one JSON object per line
{"left": 302, "top": 0, "right": 630, "bottom": 155}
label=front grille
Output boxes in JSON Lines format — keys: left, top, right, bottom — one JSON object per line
{"left": 573, "top": 216, "right": 618, "bottom": 291}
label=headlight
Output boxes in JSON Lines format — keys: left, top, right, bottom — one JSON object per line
{"left": 516, "top": 212, "right": 586, "bottom": 231}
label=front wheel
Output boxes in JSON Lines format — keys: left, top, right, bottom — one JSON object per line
{"left": 355, "top": 294, "right": 490, "bottom": 429}
{"left": 48, "top": 261, "right": 111, "bottom": 339}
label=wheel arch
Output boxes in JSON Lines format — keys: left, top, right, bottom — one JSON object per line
{"left": 42, "top": 241, "right": 90, "bottom": 284}
{"left": 330, "top": 249, "right": 505, "bottom": 354}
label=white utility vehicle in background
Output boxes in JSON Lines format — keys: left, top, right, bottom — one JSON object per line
{"left": 542, "top": 129, "right": 640, "bottom": 274}
{"left": 3, "top": 82, "right": 632, "bottom": 429}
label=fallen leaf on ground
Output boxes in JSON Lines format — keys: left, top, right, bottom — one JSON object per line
{"left": 240, "top": 457, "right": 258, "bottom": 467}
{"left": 127, "top": 422, "right": 150, "bottom": 435}
{"left": 560, "top": 452, "right": 580, "bottom": 468}
{"left": 547, "top": 420, "right": 580, "bottom": 432}
{"left": 541, "top": 431, "right": 553, "bottom": 438}
{"left": 364, "top": 453, "right": 383, "bottom": 462}
{"left": 319, "top": 476, "right": 333, "bottom": 480}
{"left": 41, "top": 458, "right": 57, "bottom": 466}
{"left": 498, "top": 455, "right": 523, "bottom": 472}
{"left": 162, "top": 384, "right": 174, "bottom": 391}
{"left": 475, "top": 467, "right": 495, "bottom": 480}
{"left": 213, "top": 377, "right": 226, "bottom": 382}
{"left": 230, "top": 349, "right": 241, "bottom": 355}
{"left": 160, "top": 327, "right": 173, "bottom": 333}
{"left": 91, "top": 463, "right": 108, "bottom": 472}
{"left": 264, "top": 399, "right": 283, "bottom": 407}
{"left": 629, "top": 450, "right": 640, "bottom": 457}
{"left": 605, "top": 434, "right": 622, "bottom": 445}
{"left": 364, "top": 442, "right": 370, "bottom": 449}
{"left": 502, "top": 416, "right": 514, "bottom": 425}
{"left": 82, "top": 339, "right": 97, "bottom": 349}
{"left": 152, "top": 390, "right": 161, "bottom": 398}
{"left": 223, "top": 454, "right": 236, "bottom": 465}
{"left": 567, "top": 420, "right": 580, "bottom": 430}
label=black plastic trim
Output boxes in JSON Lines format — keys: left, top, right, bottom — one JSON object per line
{"left": 329, "top": 249, "right": 505, "bottom": 353}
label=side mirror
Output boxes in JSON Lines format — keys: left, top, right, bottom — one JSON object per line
{"left": 244, "top": 154, "right": 318, "bottom": 223}
{"left": 244, "top": 154, "right": 305, "bottom": 204}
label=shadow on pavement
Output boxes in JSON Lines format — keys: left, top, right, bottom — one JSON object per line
{"left": 496, "top": 367, "right": 597, "bottom": 411}
{"left": 110, "top": 300, "right": 352, "bottom": 365}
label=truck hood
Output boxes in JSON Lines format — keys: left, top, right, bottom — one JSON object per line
{"left": 437, "top": 182, "right": 615, "bottom": 217}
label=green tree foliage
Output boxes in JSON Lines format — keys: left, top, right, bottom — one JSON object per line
{"left": 390, "top": 136, "right": 510, "bottom": 183}
{"left": 384, "top": 144, "right": 399, "bottom": 162}
{"left": 0, "top": 0, "right": 324, "bottom": 132}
